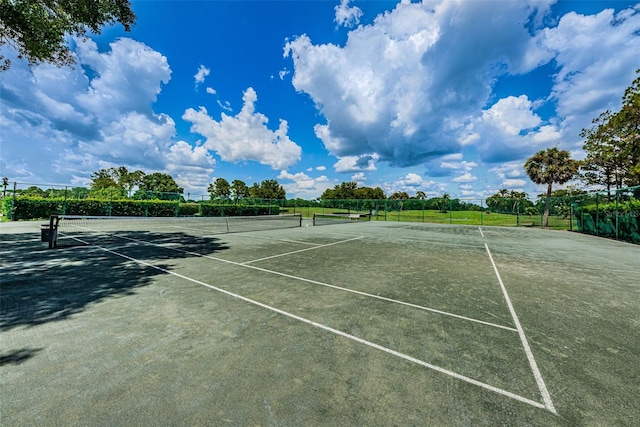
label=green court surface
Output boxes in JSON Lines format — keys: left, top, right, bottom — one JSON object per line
{"left": 1, "top": 219, "right": 638, "bottom": 425}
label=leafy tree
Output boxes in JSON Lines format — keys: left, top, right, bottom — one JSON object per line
{"left": 486, "top": 189, "right": 531, "bottom": 214}
{"left": 354, "top": 186, "right": 385, "bottom": 199}
{"left": 90, "top": 168, "right": 119, "bottom": 189}
{"left": 90, "top": 166, "right": 144, "bottom": 195}
{"left": 231, "top": 179, "right": 250, "bottom": 200}
{"left": 2, "top": 177, "right": 8, "bottom": 198}
{"left": 208, "top": 177, "right": 231, "bottom": 199}
{"left": 0, "top": 0, "right": 136, "bottom": 70}
{"left": 321, "top": 182, "right": 385, "bottom": 200}
{"left": 19, "top": 185, "right": 46, "bottom": 197}
{"left": 139, "top": 172, "right": 183, "bottom": 194}
{"left": 524, "top": 147, "right": 579, "bottom": 227}
{"left": 118, "top": 167, "right": 145, "bottom": 196}
{"left": 581, "top": 69, "right": 640, "bottom": 191}
{"left": 389, "top": 191, "right": 409, "bottom": 200}
{"left": 415, "top": 191, "right": 426, "bottom": 200}
{"left": 250, "top": 179, "right": 285, "bottom": 199}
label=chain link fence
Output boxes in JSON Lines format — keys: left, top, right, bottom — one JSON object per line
{"left": 2, "top": 181, "right": 638, "bottom": 244}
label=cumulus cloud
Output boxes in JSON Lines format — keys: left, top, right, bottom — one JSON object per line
{"left": 333, "top": 154, "right": 378, "bottom": 173}
{"left": 335, "top": 0, "right": 363, "bottom": 28}
{"left": 384, "top": 172, "right": 446, "bottom": 197}
{"left": 285, "top": 1, "right": 553, "bottom": 168}
{"left": 351, "top": 172, "right": 366, "bottom": 182}
{"left": 536, "top": 6, "right": 640, "bottom": 142}
{"left": 0, "top": 38, "right": 214, "bottom": 191}
{"left": 206, "top": 87, "right": 217, "bottom": 95}
{"left": 277, "top": 170, "right": 331, "bottom": 198}
{"left": 194, "top": 65, "right": 210, "bottom": 86}
{"left": 183, "top": 87, "right": 302, "bottom": 169}
{"left": 285, "top": 0, "right": 640, "bottom": 184}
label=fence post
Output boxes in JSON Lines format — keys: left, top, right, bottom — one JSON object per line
{"left": 595, "top": 193, "right": 600, "bottom": 236}
{"left": 615, "top": 189, "right": 619, "bottom": 241}
{"left": 12, "top": 181, "right": 17, "bottom": 221}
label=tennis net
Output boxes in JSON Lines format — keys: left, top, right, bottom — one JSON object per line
{"left": 51, "top": 214, "right": 302, "bottom": 246}
{"left": 312, "top": 212, "right": 371, "bottom": 226}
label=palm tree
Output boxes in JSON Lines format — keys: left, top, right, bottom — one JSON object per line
{"left": 524, "top": 148, "right": 579, "bottom": 227}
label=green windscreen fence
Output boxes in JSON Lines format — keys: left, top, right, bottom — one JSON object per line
{"left": 572, "top": 186, "right": 640, "bottom": 244}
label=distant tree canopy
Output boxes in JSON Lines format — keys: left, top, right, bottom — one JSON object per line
{"left": 0, "top": 0, "right": 136, "bottom": 70}
{"left": 249, "top": 179, "right": 286, "bottom": 199}
{"left": 139, "top": 172, "right": 183, "bottom": 194}
{"left": 580, "top": 69, "right": 640, "bottom": 191}
{"left": 90, "top": 167, "right": 145, "bottom": 193}
{"left": 486, "top": 189, "right": 533, "bottom": 213}
{"left": 208, "top": 177, "right": 231, "bottom": 199}
{"left": 321, "top": 182, "right": 386, "bottom": 200}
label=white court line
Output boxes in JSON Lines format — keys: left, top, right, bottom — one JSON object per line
{"left": 111, "top": 234, "right": 517, "bottom": 332}
{"left": 75, "top": 236, "right": 548, "bottom": 412}
{"left": 242, "top": 236, "right": 364, "bottom": 264}
{"left": 484, "top": 243, "right": 557, "bottom": 414}
{"left": 478, "top": 227, "right": 485, "bottom": 238}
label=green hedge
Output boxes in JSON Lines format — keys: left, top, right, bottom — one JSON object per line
{"left": 199, "top": 203, "right": 279, "bottom": 216}
{"left": 2, "top": 197, "right": 280, "bottom": 220}
{"left": 575, "top": 199, "right": 640, "bottom": 243}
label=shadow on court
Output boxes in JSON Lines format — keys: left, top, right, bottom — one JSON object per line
{"left": 0, "top": 230, "right": 229, "bottom": 332}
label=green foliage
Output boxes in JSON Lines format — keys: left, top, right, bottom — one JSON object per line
{"left": 249, "top": 179, "right": 286, "bottom": 199}
{"left": 524, "top": 147, "right": 579, "bottom": 227}
{"left": 8, "top": 197, "right": 62, "bottom": 219}
{"left": 321, "top": 182, "right": 386, "bottom": 200}
{"left": 580, "top": 69, "right": 640, "bottom": 190}
{"left": 231, "top": 179, "right": 250, "bottom": 200}
{"left": 139, "top": 172, "right": 183, "bottom": 194}
{"left": 0, "top": 0, "right": 136, "bottom": 70}
{"left": 208, "top": 178, "right": 231, "bottom": 199}
{"left": 199, "top": 204, "right": 280, "bottom": 217}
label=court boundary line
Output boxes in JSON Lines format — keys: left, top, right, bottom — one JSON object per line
{"left": 484, "top": 243, "right": 557, "bottom": 414}
{"left": 242, "top": 236, "right": 365, "bottom": 264}
{"left": 110, "top": 233, "right": 517, "bottom": 332}
{"left": 74, "top": 236, "right": 549, "bottom": 412}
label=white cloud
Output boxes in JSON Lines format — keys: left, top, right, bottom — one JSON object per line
{"left": 277, "top": 170, "right": 331, "bottom": 198}
{"left": 335, "top": 0, "right": 363, "bottom": 28}
{"left": 0, "top": 38, "right": 214, "bottom": 189}
{"left": 501, "top": 179, "right": 527, "bottom": 188}
{"left": 452, "top": 172, "right": 477, "bottom": 183}
{"left": 194, "top": 65, "right": 210, "bottom": 85}
{"left": 351, "top": 172, "right": 366, "bottom": 182}
{"left": 183, "top": 87, "right": 302, "bottom": 169}
{"left": 315, "top": 165, "right": 327, "bottom": 171}
{"left": 333, "top": 154, "right": 378, "bottom": 173}
{"left": 286, "top": 1, "right": 554, "bottom": 168}
{"left": 286, "top": 0, "right": 640, "bottom": 183}
{"left": 384, "top": 172, "right": 446, "bottom": 198}
{"left": 279, "top": 68, "right": 290, "bottom": 80}
{"left": 473, "top": 95, "right": 562, "bottom": 163}
{"left": 206, "top": 87, "right": 217, "bottom": 95}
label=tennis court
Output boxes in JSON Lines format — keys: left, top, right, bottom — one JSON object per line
{"left": 1, "top": 217, "right": 638, "bottom": 425}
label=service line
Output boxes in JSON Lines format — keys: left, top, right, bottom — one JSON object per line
{"left": 242, "top": 236, "right": 364, "bottom": 264}
{"left": 113, "top": 234, "right": 517, "bottom": 332}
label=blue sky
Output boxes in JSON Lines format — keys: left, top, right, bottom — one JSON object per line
{"left": 1, "top": 0, "right": 639, "bottom": 199}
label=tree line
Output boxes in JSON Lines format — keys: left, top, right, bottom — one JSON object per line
{"left": 523, "top": 69, "right": 639, "bottom": 226}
